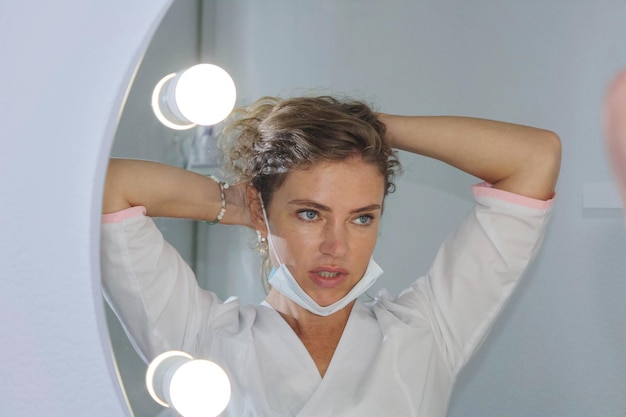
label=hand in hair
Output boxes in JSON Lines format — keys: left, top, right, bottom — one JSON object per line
{"left": 377, "top": 113, "right": 560, "bottom": 201}
{"left": 103, "top": 158, "right": 254, "bottom": 227}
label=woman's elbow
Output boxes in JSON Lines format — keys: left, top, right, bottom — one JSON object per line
{"left": 532, "top": 129, "right": 562, "bottom": 199}
{"left": 543, "top": 130, "right": 562, "bottom": 178}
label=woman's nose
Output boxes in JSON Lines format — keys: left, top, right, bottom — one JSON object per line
{"left": 319, "top": 222, "right": 349, "bottom": 258}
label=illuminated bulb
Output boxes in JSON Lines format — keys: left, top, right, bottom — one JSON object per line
{"left": 176, "top": 64, "right": 236, "bottom": 126}
{"left": 152, "top": 63, "right": 237, "bottom": 130}
{"left": 146, "top": 351, "right": 231, "bottom": 417}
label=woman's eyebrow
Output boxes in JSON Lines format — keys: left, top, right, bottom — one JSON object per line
{"left": 349, "top": 204, "right": 382, "bottom": 214}
{"left": 288, "top": 199, "right": 381, "bottom": 214}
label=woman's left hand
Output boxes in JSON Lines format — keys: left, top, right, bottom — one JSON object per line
{"left": 378, "top": 113, "right": 561, "bottom": 201}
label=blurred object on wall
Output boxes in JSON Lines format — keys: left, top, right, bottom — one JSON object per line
{"left": 604, "top": 68, "right": 626, "bottom": 209}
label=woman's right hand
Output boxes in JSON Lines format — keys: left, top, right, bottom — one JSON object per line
{"left": 103, "top": 158, "right": 254, "bottom": 228}
{"left": 223, "top": 181, "right": 254, "bottom": 228}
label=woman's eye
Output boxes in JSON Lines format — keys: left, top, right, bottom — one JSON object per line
{"left": 297, "top": 210, "right": 318, "bottom": 221}
{"left": 354, "top": 215, "right": 373, "bottom": 225}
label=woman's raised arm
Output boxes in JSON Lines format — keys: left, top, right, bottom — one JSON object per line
{"left": 103, "top": 158, "right": 252, "bottom": 226}
{"left": 378, "top": 114, "right": 561, "bottom": 200}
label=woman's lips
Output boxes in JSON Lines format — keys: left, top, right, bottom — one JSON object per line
{"left": 309, "top": 267, "right": 349, "bottom": 288}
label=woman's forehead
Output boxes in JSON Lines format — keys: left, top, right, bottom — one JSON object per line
{"left": 275, "top": 159, "right": 385, "bottom": 205}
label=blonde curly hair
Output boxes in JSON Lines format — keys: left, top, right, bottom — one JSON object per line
{"left": 219, "top": 95, "right": 401, "bottom": 209}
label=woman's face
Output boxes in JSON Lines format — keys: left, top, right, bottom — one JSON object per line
{"left": 262, "top": 157, "right": 385, "bottom": 307}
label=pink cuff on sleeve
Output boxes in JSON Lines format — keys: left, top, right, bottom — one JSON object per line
{"left": 102, "top": 206, "right": 147, "bottom": 224}
{"left": 472, "top": 182, "right": 555, "bottom": 210}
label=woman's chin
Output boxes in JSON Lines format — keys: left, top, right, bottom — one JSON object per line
{"left": 310, "top": 291, "right": 351, "bottom": 308}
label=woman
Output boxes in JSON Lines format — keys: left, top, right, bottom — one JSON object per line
{"left": 102, "top": 96, "right": 560, "bottom": 416}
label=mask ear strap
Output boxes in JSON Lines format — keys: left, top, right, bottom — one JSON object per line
{"left": 259, "top": 193, "right": 283, "bottom": 265}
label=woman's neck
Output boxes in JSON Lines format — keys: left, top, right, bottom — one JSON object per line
{"left": 265, "top": 288, "right": 354, "bottom": 334}
{"left": 266, "top": 288, "right": 354, "bottom": 377}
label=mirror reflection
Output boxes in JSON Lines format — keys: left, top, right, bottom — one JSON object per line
{"left": 104, "top": 3, "right": 206, "bottom": 416}
{"left": 104, "top": 1, "right": 626, "bottom": 417}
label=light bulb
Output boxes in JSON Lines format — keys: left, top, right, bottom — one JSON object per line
{"left": 146, "top": 351, "right": 231, "bottom": 417}
{"left": 152, "top": 73, "right": 195, "bottom": 130}
{"left": 151, "top": 64, "right": 236, "bottom": 130}
{"left": 175, "top": 64, "right": 237, "bottom": 126}
{"left": 169, "top": 359, "right": 231, "bottom": 417}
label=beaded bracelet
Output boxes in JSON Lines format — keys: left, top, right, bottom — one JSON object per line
{"left": 206, "top": 175, "right": 229, "bottom": 225}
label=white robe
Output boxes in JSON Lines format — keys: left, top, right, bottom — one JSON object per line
{"left": 101, "top": 183, "right": 553, "bottom": 416}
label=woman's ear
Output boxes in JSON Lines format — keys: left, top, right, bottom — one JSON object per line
{"left": 246, "top": 186, "right": 267, "bottom": 234}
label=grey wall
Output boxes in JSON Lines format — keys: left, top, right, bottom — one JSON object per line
{"left": 203, "top": 1, "right": 626, "bottom": 416}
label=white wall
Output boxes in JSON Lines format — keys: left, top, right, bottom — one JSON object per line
{"left": 206, "top": 1, "right": 626, "bottom": 416}
{"left": 0, "top": 1, "right": 172, "bottom": 416}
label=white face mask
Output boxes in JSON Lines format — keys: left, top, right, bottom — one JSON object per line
{"left": 260, "top": 195, "right": 383, "bottom": 316}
